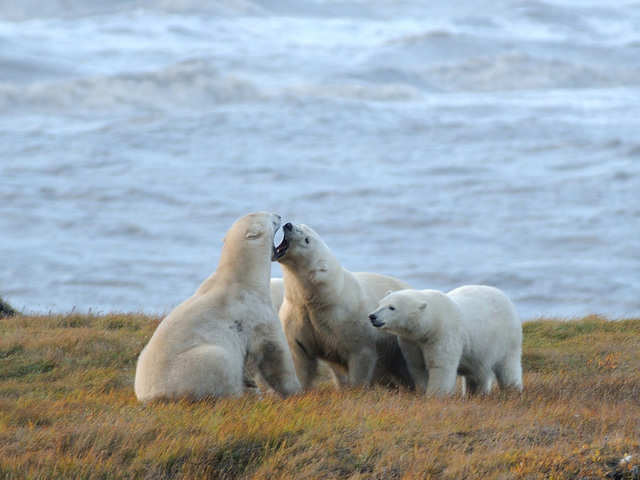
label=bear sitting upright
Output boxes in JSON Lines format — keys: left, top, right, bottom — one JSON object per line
{"left": 134, "top": 212, "right": 301, "bottom": 401}
{"left": 368, "top": 285, "right": 522, "bottom": 396}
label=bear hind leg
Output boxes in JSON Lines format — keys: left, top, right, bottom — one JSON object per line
{"left": 347, "top": 349, "right": 377, "bottom": 387}
{"left": 465, "top": 376, "right": 479, "bottom": 396}
{"left": 169, "top": 345, "right": 243, "bottom": 399}
{"left": 464, "top": 362, "right": 494, "bottom": 396}
{"left": 494, "top": 355, "right": 523, "bottom": 392}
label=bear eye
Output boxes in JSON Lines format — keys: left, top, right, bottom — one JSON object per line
{"left": 305, "top": 237, "right": 310, "bottom": 244}
{"left": 388, "top": 306, "right": 395, "bottom": 311}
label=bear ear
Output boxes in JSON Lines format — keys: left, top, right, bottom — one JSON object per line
{"left": 419, "top": 302, "right": 427, "bottom": 311}
{"left": 384, "top": 289, "right": 393, "bottom": 297}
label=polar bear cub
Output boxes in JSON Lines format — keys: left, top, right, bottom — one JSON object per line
{"left": 368, "top": 286, "right": 522, "bottom": 396}
{"left": 134, "top": 212, "right": 301, "bottom": 401}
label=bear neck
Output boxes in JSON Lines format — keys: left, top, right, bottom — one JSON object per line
{"left": 417, "top": 291, "right": 463, "bottom": 342}
{"left": 281, "top": 258, "right": 344, "bottom": 307}
{"left": 209, "top": 242, "right": 272, "bottom": 297}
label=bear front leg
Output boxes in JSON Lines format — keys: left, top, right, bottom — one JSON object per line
{"left": 422, "top": 339, "right": 462, "bottom": 396}
{"left": 424, "top": 365, "right": 458, "bottom": 396}
{"left": 250, "top": 322, "right": 301, "bottom": 397}
{"left": 281, "top": 306, "right": 319, "bottom": 390}
{"left": 398, "top": 338, "right": 428, "bottom": 393}
{"left": 422, "top": 343, "right": 460, "bottom": 396}
{"left": 347, "top": 349, "right": 377, "bottom": 387}
{"left": 287, "top": 336, "right": 319, "bottom": 390}
{"left": 256, "top": 337, "right": 301, "bottom": 397}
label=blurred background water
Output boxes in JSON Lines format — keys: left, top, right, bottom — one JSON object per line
{"left": 0, "top": 0, "right": 638, "bottom": 318}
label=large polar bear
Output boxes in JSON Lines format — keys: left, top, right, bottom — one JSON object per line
{"left": 368, "top": 286, "right": 522, "bottom": 396}
{"left": 275, "top": 221, "right": 414, "bottom": 389}
{"left": 134, "top": 212, "right": 301, "bottom": 401}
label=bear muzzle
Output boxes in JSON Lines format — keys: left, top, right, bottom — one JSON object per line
{"left": 368, "top": 313, "right": 385, "bottom": 328}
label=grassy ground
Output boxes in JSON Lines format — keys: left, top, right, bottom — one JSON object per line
{"left": 1, "top": 313, "right": 639, "bottom": 479}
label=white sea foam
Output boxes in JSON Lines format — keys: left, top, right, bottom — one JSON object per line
{"left": 0, "top": 60, "right": 263, "bottom": 111}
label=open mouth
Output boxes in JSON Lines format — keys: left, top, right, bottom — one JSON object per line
{"left": 370, "top": 318, "right": 385, "bottom": 328}
{"left": 271, "top": 229, "right": 289, "bottom": 261}
{"left": 369, "top": 314, "right": 385, "bottom": 328}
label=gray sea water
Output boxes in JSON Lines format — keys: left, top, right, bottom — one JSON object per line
{"left": 1, "top": 0, "right": 639, "bottom": 319}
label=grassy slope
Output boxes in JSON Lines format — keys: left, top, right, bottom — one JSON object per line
{"left": 1, "top": 314, "right": 639, "bottom": 479}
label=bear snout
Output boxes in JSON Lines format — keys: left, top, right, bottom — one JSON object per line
{"left": 283, "top": 222, "right": 293, "bottom": 232}
{"left": 369, "top": 313, "right": 385, "bottom": 328}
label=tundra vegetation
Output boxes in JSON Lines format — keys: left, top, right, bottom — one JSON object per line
{"left": 0, "top": 313, "right": 639, "bottom": 479}
{"left": 0, "top": 298, "right": 16, "bottom": 317}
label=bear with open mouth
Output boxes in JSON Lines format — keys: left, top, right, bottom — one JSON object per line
{"left": 275, "top": 222, "right": 415, "bottom": 390}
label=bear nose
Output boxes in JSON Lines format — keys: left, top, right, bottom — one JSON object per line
{"left": 368, "top": 314, "right": 377, "bottom": 321}
{"left": 283, "top": 222, "right": 293, "bottom": 232}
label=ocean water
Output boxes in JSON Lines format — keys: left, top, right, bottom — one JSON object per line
{"left": 1, "top": 0, "right": 638, "bottom": 319}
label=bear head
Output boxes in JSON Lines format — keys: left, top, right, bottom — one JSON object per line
{"left": 367, "top": 290, "right": 428, "bottom": 341}
{"left": 273, "top": 222, "right": 334, "bottom": 275}
{"left": 220, "top": 211, "right": 283, "bottom": 269}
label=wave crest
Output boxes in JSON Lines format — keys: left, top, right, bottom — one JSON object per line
{"left": 0, "top": 60, "right": 262, "bottom": 111}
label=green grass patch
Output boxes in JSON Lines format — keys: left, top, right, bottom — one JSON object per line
{"left": 0, "top": 359, "right": 56, "bottom": 380}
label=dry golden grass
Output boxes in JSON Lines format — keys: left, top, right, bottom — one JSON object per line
{"left": 1, "top": 313, "right": 639, "bottom": 479}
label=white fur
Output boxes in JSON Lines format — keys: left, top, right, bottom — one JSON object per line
{"left": 270, "top": 278, "right": 284, "bottom": 314}
{"left": 277, "top": 222, "right": 414, "bottom": 389}
{"left": 134, "top": 212, "right": 301, "bottom": 401}
{"left": 369, "top": 285, "right": 522, "bottom": 396}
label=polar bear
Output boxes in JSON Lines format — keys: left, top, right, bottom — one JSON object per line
{"left": 275, "top": 221, "right": 414, "bottom": 389}
{"left": 134, "top": 212, "right": 301, "bottom": 401}
{"left": 368, "top": 286, "right": 522, "bottom": 396}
